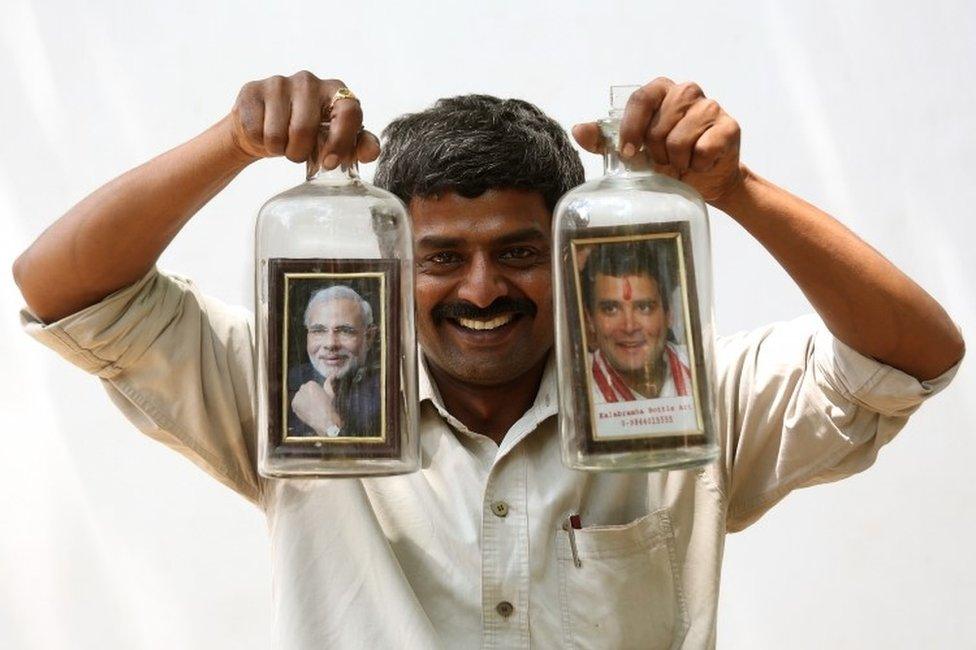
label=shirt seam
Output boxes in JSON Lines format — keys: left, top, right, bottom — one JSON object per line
{"left": 46, "top": 325, "right": 125, "bottom": 378}
{"left": 695, "top": 465, "right": 726, "bottom": 503}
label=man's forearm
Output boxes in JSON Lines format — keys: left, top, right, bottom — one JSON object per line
{"left": 712, "top": 168, "right": 964, "bottom": 380}
{"left": 14, "top": 73, "right": 375, "bottom": 324}
{"left": 12, "top": 115, "right": 253, "bottom": 323}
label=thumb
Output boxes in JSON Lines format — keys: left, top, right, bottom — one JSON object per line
{"left": 572, "top": 122, "right": 605, "bottom": 154}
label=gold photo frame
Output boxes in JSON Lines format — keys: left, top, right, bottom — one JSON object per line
{"left": 267, "top": 258, "right": 401, "bottom": 460}
{"left": 566, "top": 222, "right": 708, "bottom": 450}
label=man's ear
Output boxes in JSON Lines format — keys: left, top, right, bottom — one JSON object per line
{"left": 583, "top": 310, "right": 596, "bottom": 351}
{"left": 366, "top": 324, "right": 379, "bottom": 347}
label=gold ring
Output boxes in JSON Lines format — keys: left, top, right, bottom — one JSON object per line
{"left": 330, "top": 86, "right": 359, "bottom": 107}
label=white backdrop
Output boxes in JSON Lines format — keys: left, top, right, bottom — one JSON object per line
{"left": 2, "top": 1, "right": 974, "bottom": 648}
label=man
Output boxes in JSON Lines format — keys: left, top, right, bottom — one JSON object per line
{"left": 13, "top": 72, "right": 963, "bottom": 648}
{"left": 288, "top": 285, "right": 380, "bottom": 437}
{"left": 581, "top": 242, "right": 692, "bottom": 403}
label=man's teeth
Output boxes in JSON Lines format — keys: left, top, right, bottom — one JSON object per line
{"left": 457, "top": 313, "right": 515, "bottom": 331}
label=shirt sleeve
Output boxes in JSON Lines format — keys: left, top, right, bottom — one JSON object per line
{"left": 717, "top": 314, "right": 960, "bottom": 532}
{"left": 20, "top": 268, "right": 263, "bottom": 505}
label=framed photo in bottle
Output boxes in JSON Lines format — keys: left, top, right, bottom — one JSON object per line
{"left": 566, "top": 221, "right": 708, "bottom": 453}
{"left": 266, "top": 258, "right": 401, "bottom": 459}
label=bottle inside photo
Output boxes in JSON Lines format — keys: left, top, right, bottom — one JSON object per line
{"left": 553, "top": 85, "right": 720, "bottom": 472}
{"left": 255, "top": 124, "right": 419, "bottom": 477}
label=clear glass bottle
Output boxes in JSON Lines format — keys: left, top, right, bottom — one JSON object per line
{"left": 255, "top": 126, "right": 419, "bottom": 477}
{"left": 553, "top": 85, "right": 719, "bottom": 472}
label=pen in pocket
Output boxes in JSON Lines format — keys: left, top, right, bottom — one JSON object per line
{"left": 562, "top": 514, "right": 582, "bottom": 568}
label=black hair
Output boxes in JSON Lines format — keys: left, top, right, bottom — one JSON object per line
{"left": 581, "top": 242, "right": 670, "bottom": 313}
{"left": 374, "top": 94, "right": 584, "bottom": 212}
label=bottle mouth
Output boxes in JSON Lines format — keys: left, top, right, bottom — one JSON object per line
{"left": 609, "top": 84, "right": 640, "bottom": 115}
{"left": 601, "top": 83, "right": 639, "bottom": 149}
{"left": 597, "top": 85, "right": 654, "bottom": 173}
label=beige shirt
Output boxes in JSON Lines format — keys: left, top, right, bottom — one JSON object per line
{"left": 22, "top": 269, "right": 957, "bottom": 649}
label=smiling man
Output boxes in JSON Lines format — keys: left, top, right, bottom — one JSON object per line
{"left": 13, "top": 72, "right": 963, "bottom": 648}
{"left": 408, "top": 189, "right": 554, "bottom": 436}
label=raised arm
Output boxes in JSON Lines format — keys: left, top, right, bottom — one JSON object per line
{"left": 573, "top": 77, "right": 964, "bottom": 381}
{"left": 707, "top": 167, "right": 963, "bottom": 380}
{"left": 13, "top": 71, "right": 378, "bottom": 323}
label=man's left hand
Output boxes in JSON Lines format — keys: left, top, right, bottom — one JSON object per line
{"left": 572, "top": 77, "right": 745, "bottom": 204}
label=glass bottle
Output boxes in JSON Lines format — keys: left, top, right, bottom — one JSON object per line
{"left": 553, "top": 85, "right": 719, "bottom": 472}
{"left": 255, "top": 125, "right": 419, "bottom": 477}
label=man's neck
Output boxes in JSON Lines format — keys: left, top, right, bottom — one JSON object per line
{"left": 426, "top": 353, "right": 549, "bottom": 446}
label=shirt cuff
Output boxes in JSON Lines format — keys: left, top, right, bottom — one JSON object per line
{"left": 812, "top": 324, "right": 961, "bottom": 418}
{"left": 20, "top": 268, "right": 169, "bottom": 378}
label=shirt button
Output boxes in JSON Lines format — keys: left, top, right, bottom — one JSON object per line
{"left": 490, "top": 501, "right": 509, "bottom": 518}
{"left": 496, "top": 601, "right": 514, "bottom": 618}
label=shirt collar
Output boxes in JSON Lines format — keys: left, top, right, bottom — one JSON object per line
{"left": 417, "top": 349, "right": 559, "bottom": 453}
{"left": 418, "top": 352, "right": 439, "bottom": 406}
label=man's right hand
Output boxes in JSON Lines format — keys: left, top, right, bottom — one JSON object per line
{"left": 227, "top": 71, "right": 380, "bottom": 169}
{"left": 292, "top": 379, "right": 342, "bottom": 437}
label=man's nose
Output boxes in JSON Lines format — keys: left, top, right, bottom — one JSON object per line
{"left": 456, "top": 254, "right": 508, "bottom": 308}
{"left": 622, "top": 307, "right": 639, "bottom": 333}
{"left": 323, "top": 330, "right": 341, "bottom": 349}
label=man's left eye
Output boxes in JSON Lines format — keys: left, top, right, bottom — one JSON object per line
{"left": 499, "top": 247, "right": 539, "bottom": 263}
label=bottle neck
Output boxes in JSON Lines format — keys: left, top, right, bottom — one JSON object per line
{"left": 305, "top": 123, "right": 360, "bottom": 184}
{"left": 600, "top": 117, "right": 652, "bottom": 177}
{"left": 307, "top": 158, "right": 360, "bottom": 184}
{"left": 603, "top": 146, "right": 629, "bottom": 176}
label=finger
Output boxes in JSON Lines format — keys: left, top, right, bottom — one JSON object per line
{"left": 261, "top": 75, "right": 291, "bottom": 156}
{"left": 324, "top": 376, "right": 338, "bottom": 397}
{"left": 322, "top": 86, "right": 364, "bottom": 168}
{"left": 689, "top": 115, "right": 740, "bottom": 173}
{"left": 664, "top": 98, "right": 722, "bottom": 173}
{"left": 619, "top": 78, "right": 673, "bottom": 158}
{"left": 285, "top": 73, "right": 322, "bottom": 163}
{"left": 235, "top": 86, "right": 265, "bottom": 153}
{"left": 571, "top": 122, "right": 604, "bottom": 154}
{"left": 645, "top": 81, "right": 705, "bottom": 166}
{"left": 356, "top": 130, "right": 381, "bottom": 163}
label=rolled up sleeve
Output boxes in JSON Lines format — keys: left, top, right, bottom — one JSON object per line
{"left": 21, "top": 268, "right": 262, "bottom": 505}
{"left": 719, "top": 315, "right": 959, "bottom": 532}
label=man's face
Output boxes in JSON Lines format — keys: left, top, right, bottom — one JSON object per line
{"left": 587, "top": 273, "right": 669, "bottom": 376}
{"left": 411, "top": 189, "right": 553, "bottom": 387}
{"left": 305, "top": 297, "right": 373, "bottom": 379}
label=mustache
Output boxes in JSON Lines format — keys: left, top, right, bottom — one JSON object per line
{"left": 432, "top": 296, "right": 537, "bottom": 322}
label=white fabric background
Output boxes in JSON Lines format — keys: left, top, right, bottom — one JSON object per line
{"left": 2, "top": 1, "right": 973, "bottom": 647}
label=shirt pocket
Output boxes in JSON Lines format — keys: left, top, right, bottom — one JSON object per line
{"left": 556, "top": 508, "right": 689, "bottom": 650}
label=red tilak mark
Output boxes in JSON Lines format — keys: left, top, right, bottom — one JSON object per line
{"left": 622, "top": 277, "right": 632, "bottom": 301}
